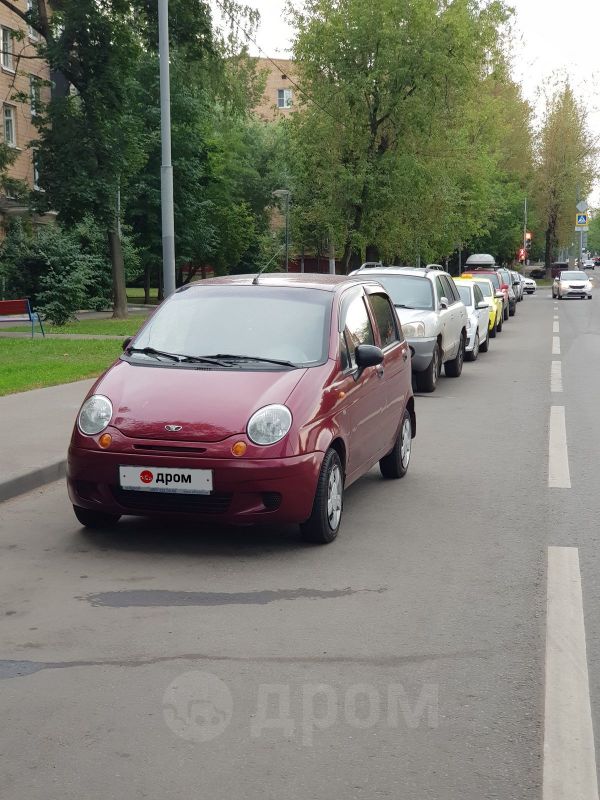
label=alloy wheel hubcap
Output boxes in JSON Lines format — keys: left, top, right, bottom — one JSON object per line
{"left": 327, "top": 465, "right": 343, "bottom": 529}
{"left": 400, "top": 418, "right": 412, "bottom": 468}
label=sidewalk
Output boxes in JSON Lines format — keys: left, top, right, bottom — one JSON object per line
{"left": 0, "top": 379, "right": 94, "bottom": 503}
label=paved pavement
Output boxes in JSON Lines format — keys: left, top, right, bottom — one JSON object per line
{"left": 1, "top": 288, "right": 600, "bottom": 798}
{"left": 0, "top": 380, "right": 94, "bottom": 502}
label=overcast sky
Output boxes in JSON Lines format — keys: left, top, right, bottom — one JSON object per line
{"left": 211, "top": 0, "right": 600, "bottom": 198}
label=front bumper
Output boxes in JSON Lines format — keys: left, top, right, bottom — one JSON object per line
{"left": 68, "top": 445, "right": 323, "bottom": 525}
{"left": 465, "top": 329, "right": 477, "bottom": 352}
{"left": 406, "top": 337, "right": 437, "bottom": 372}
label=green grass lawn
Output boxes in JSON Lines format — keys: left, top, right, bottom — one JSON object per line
{"left": 127, "top": 287, "right": 160, "bottom": 305}
{"left": 1, "top": 317, "right": 147, "bottom": 336}
{"left": 0, "top": 338, "right": 123, "bottom": 396}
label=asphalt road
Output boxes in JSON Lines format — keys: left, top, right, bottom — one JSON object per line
{"left": 1, "top": 285, "right": 599, "bottom": 799}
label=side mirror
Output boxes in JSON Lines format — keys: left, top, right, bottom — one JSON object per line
{"left": 439, "top": 296, "right": 449, "bottom": 309}
{"left": 494, "top": 292, "right": 504, "bottom": 300}
{"left": 355, "top": 344, "right": 384, "bottom": 370}
{"left": 477, "top": 301, "right": 490, "bottom": 310}
{"left": 122, "top": 336, "right": 133, "bottom": 352}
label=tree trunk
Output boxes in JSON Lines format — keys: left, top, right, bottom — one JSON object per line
{"left": 365, "top": 244, "right": 380, "bottom": 263}
{"left": 544, "top": 211, "right": 557, "bottom": 269}
{"left": 108, "top": 229, "right": 128, "bottom": 319}
{"left": 143, "top": 263, "right": 151, "bottom": 305}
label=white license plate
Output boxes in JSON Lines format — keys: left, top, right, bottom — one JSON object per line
{"left": 119, "top": 466, "right": 213, "bottom": 495}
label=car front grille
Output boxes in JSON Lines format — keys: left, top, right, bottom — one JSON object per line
{"left": 112, "top": 488, "right": 232, "bottom": 514}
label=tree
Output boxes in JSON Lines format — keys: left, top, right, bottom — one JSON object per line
{"left": 533, "top": 83, "right": 597, "bottom": 268}
{"left": 288, "top": 0, "right": 513, "bottom": 271}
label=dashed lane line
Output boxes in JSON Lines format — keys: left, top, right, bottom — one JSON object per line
{"left": 548, "top": 406, "right": 571, "bottom": 489}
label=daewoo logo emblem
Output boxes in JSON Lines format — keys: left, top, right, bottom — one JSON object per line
{"left": 165, "top": 425, "right": 183, "bottom": 432}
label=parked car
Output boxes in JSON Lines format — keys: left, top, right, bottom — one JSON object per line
{"left": 453, "top": 279, "right": 491, "bottom": 360}
{"left": 497, "top": 268, "right": 517, "bottom": 316}
{"left": 462, "top": 274, "right": 504, "bottom": 336}
{"left": 522, "top": 276, "right": 537, "bottom": 294}
{"left": 552, "top": 270, "right": 593, "bottom": 300}
{"left": 350, "top": 265, "right": 468, "bottom": 392}
{"left": 510, "top": 271, "right": 524, "bottom": 302}
{"left": 68, "top": 274, "right": 416, "bottom": 544}
{"left": 529, "top": 267, "right": 546, "bottom": 279}
{"left": 463, "top": 268, "right": 509, "bottom": 320}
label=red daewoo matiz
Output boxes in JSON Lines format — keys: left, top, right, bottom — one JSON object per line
{"left": 68, "top": 274, "right": 416, "bottom": 543}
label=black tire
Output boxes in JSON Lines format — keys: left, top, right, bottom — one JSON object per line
{"left": 503, "top": 305, "right": 509, "bottom": 320}
{"left": 479, "top": 328, "right": 489, "bottom": 353}
{"left": 497, "top": 314, "right": 503, "bottom": 333}
{"left": 73, "top": 505, "right": 120, "bottom": 529}
{"left": 445, "top": 333, "right": 465, "bottom": 378}
{"left": 489, "top": 315, "right": 497, "bottom": 338}
{"left": 509, "top": 303, "right": 516, "bottom": 317}
{"left": 300, "top": 449, "right": 343, "bottom": 544}
{"left": 588, "top": 296, "right": 592, "bottom": 300}
{"left": 379, "top": 408, "right": 412, "bottom": 480}
{"left": 415, "top": 343, "right": 441, "bottom": 393}
{"left": 465, "top": 332, "right": 479, "bottom": 362}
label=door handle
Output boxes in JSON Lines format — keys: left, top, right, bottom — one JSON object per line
{"left": 376, "top": 365, "right": 385, "bottom": 377}
{"left": 402, "top": 351, "right": 408, "bottom": 362}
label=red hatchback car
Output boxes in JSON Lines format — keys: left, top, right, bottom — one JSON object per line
{"left": 68, "top": 274, "right": 415, "bottom": 543}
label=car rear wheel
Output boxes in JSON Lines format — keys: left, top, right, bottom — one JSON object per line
{"left": 73, "top": 505, "right": 121, "bottom": 529}
{"left": 444, "top": 333, "right": 465, "bottom": 378}
{"left": 466, "top": 332, "right": 479, "bottom": 362}
{"left": 415, "top": 343, "right": 440, "bottom": 393}
{"left": 503, "top": 305, "right": 509, "bottom": 320}
{"left": 509, "top": 304, "right": 516, "bottom": 317}
{"left": 379, "top": 408, "right": 412, "bottom": 479}
{"left": 301, "top": 449, "right": 343, "bottom": 544}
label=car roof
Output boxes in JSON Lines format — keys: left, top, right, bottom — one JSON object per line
{"left": 352, "top": 265, "right": 452, "bottom": 279}
{"left": 181, "top": 273, "right": 383, "bottom": 294}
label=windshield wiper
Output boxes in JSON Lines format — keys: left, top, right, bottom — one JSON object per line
{"left": 126, "top": 347, "right": 229, "bottom": 366}
{"left": 209, "top": 354, "right": 299, "bottom": 369}
{"left": 395, "top": 304, "right": 417, "bottom": 310}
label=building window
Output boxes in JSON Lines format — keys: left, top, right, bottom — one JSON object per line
{"left": 4, "top": 105, "right": 16, "bottom": 147}
{"left": 30, "top": 76, "right": 41, "bottom": 116}
{"left": 277, "top": 88, "right": 293, "bottom": 109}
{"left": 1, "top": 27, "right": 14, "bottom": 71}
{"left": 33, "top": 150, "right": 41, "bottom": 190}
{"left": 26, "top": 0, "right": 38, "bottom": 39}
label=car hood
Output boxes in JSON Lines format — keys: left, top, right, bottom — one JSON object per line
{"left": 96, "top": 360, "right": 306, "bottom": 442}
{"left": 394, "top": 307, "right": 437, "bottom": 326}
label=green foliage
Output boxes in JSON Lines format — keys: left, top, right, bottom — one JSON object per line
{"left": 0, "top": 218, "right": 140, "bottom": 324}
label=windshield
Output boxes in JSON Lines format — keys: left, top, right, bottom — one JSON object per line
{"left": 457, "top": 285, "right": 473, "bottom": 307}
{"left": 128, "top": 286, "right": 332, "bottom": 367}
{"left": 473, "top": 280, "right": 492, "bottom": 297}
{"left": 371, "top": 274, "right": 434, "bottom": 311}
{"left": 560, "top": 272, "right": 586, "bottom": 281}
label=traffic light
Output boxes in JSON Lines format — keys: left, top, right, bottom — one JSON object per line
{"left": 525, "top": 232, "right": 532, "bottom": 251}
{"left": 518, "top": 248, "right": 526, "bottom": 262}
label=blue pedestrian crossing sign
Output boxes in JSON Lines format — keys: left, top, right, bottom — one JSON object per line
{"left": 576, "top": 213, "right": 588, "bottom": 226}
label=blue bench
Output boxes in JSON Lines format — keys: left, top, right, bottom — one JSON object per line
{"left": 0, "top": 298, "right": 45, "bottom": 337}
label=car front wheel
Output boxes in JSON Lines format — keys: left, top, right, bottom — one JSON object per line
{"left": 416, "top": 343, "right": 441, "bottom": 393}
{"left": 73, "top": 506, "right": 121, "bottom": 529}
{"left": 380, "top": 408, "right": 412, "bottom": 479}
{"left": 301, "top": 449, "right": 344, "bottom": 544}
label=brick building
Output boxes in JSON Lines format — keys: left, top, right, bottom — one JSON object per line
{"left": 0, "top": 1, "right": 52, "bottom": 228}
{"left": 253, "top": 57, "right": 299, "bottom": 122}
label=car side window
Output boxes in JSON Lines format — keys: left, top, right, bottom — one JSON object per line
{"left": 344, "top": 295, "right": 375, "bottom": 366}
{"left": 368, "top": 293, "right": 400, "bottom": 348}
{"left": 435, "top": 277, "right": 446, "bottom": 306}
{"left": 473, "top": 284, "right": 484, "bottom": 305}
{"left": 440, "top": 275, "right": 456, "bottom": 303}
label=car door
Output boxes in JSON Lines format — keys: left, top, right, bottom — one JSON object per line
{"left": 337, "top": 290, "right": 387, "bottom": 481}
{"left": 434, "top": 276, "right": 454, "bottom": 359}
{"left": 473, "top": 284, "right": 488, "bottom": 339}
{"left": 364, "top": 289, "right": 410, "bottom": 451}
{"left": 439, "top": 275, "right": 462, "bottom": 357}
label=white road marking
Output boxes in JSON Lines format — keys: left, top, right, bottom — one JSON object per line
{"left": 551, "top": 361, "right": 563, "bottom": 393}
{"left": 548, "top": 406, "right": 571, "bottom": 488}
{"left": 552, "top": 337, "right": 561, "bottom": 355}
{"left": 553, "top": 321, "right": 560, "bottom": 334}
{"left": 543, "top": 547, "right": 599, "bottom": 800}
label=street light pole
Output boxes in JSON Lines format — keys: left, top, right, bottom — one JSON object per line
{"left": 159, "top": 0, "right": 176, "bottom": 298}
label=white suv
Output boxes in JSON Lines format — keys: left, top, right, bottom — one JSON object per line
{"left": 351, "top": 266, "right": 468, "bottom": 392}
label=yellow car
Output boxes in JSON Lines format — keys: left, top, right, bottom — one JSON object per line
{"left": 460, "top": 273, "right": 503, "bottom": 337}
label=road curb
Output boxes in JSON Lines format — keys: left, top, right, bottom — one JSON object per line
{"left": 0, "top": 460, "right": 66, "bottom": 504}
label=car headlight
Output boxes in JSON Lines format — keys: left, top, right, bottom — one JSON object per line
{"left": 247, "top": 404, "right": 292, "bottom": 446}
{"left": 78, "top": 395, "right": 113, "bottom": 436}
{"left": 402, "top": 321, "right": 426, "bottom": 338}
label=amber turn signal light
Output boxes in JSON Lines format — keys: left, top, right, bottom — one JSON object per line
{"left": 98, "top": 433, "right": 112, "bottom": 449}
{"left": 231, "top": 441, "right": 247, "bottom": 457}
